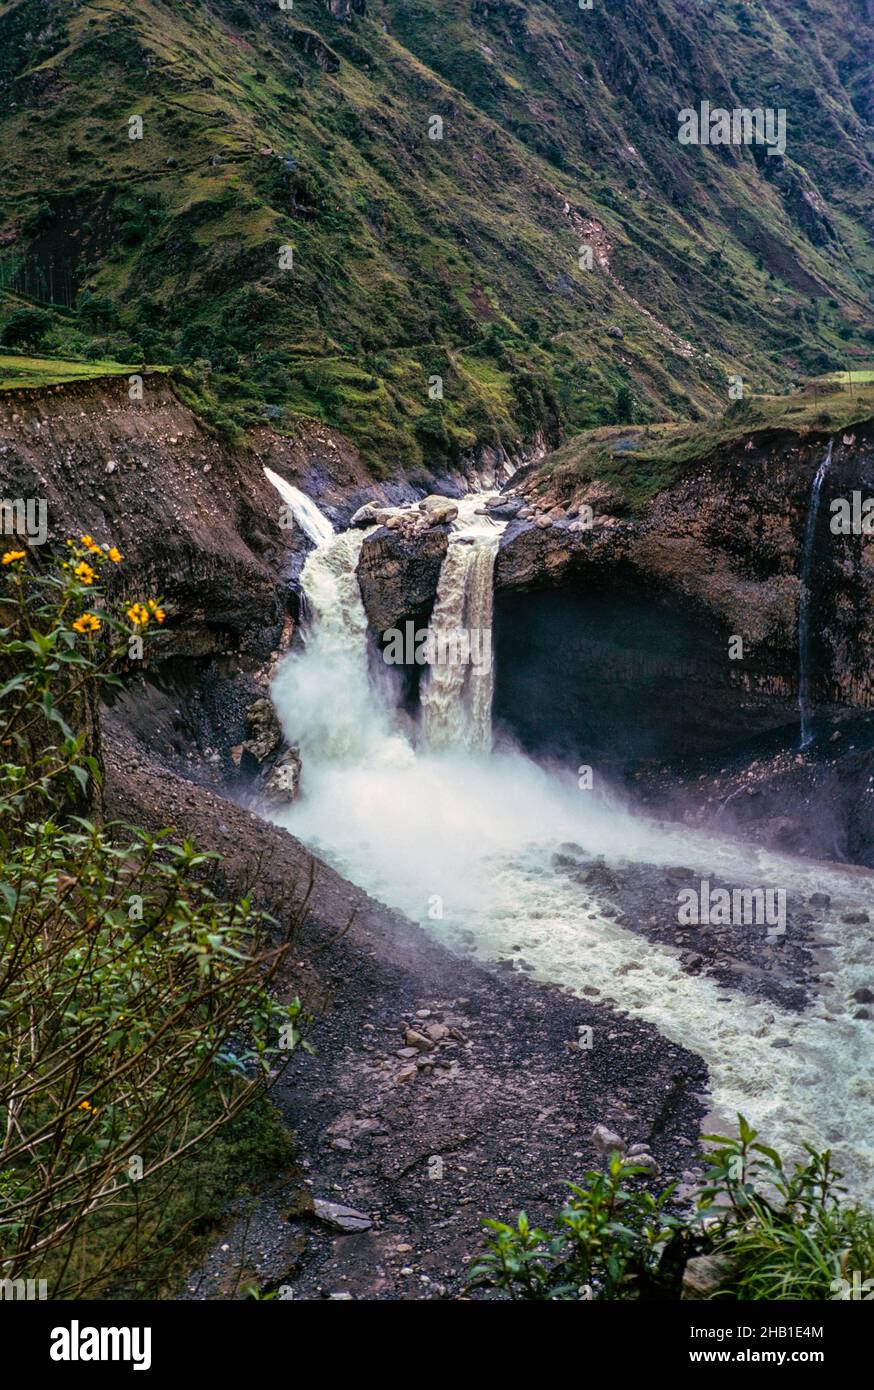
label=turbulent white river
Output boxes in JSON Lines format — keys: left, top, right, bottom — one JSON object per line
{"left": 268, "top": 491, "right": 874, "bottom": 1197}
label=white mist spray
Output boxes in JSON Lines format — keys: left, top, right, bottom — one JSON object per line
{"left": 269, "top": 494, "right": 874, "bottom": 1197}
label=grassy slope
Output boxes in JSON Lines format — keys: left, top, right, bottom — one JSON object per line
{"left": 532, "top": 372, "right": 874, "bottom": 510}
{"left": 0, "top": 349, "right": 157, "bottom": 388}
{"left": 0, "top": 0, "right": 871, "bottom": 474}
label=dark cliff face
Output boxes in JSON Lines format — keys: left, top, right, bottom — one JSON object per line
{"left": 357, "top": 525, "right": 449, "bottom": 635}
{"left": 491, "top": 567, "right": 785, "bottom": 768}
{"left": 0, "top": 374, "right": 324, "bottom": 778}
{"left": 493, "top": 426, "right": 874, "bottom": 769}
{"left": 354, "top": 423, "right": 874, "bottom": 771}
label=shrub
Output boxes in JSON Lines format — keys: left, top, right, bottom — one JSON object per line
{"left": 0, "top": 308, "right": 52, "bottom": 348}
{"left": 469, "top": 1116, "right": 874, "bottom": 1300}
{"left": 613, "top": 383, "right": 635, "bottom": 424}
{"left": 0, "top": 541, "right": 303, "bottom": 1297}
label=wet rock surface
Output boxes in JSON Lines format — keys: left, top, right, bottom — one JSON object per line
{"left": 548, "top": 848, "right": 817, "bottom": 1012}
{"left": 628, "top": 713, "right": 874, "bottom": 869}
{"left": 357, "top": 524, "right": 449, "bottom": 635}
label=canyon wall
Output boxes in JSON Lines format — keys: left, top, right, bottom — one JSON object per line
{"left": 0, "top": 373, "right": 376, "bottom": 779}
{"left": 359, "top": 422, "right": 874, "bottom": 769}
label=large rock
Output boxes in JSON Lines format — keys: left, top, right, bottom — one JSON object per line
{"left": 681, "top": 1255, "right": 734, "bottom": 1300}
{"left": 350, "top": 501, "right": 399, "bottom": 527}
{"left": 262, "top": 746, "right": 302, "bottom": 804}
{"left": 482, "top": 495, "right": 524, "bottom": 520}
{"left": 592, "top": 1123, "right": 625, "bottom": 1156}
{"left": 357, "top": 525, "right": 449, "bottom": 634}
{"left": 312, "top": 1199, "right": 372, "bottom": 1233}
{"left": 243, "top": 697, "right": 283, "bottom": 762}
{"left": 418, "top": 495, "right": 459, "bottom": 525}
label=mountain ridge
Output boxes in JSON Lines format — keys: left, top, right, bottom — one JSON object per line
{"left": 0, "top": 0, "right": 872, "bottom": 472}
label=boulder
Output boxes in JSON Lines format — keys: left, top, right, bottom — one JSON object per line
{"left": 262, "top": 746, "right": 302, "bottom": 803}
{"left": 628, "top": 1152, "right": 660, "bottom": 1176}
{"left": 418, "top": 495, "right": 459, "bottom": 525}
{"left": 350, "top": 501, "right": 397, "bottom": 527}
{"left": 357, "top": 525, "right": 449, "bottom": 633}
{"left": 312, "top": 1199, "right": 372, "bottom": 1233}
{"left": 243, "top": 697, "right": 282, "bottom": 762}
{"left": 484, "top": 495, "right": 524, "bottom": 519}
{"left": 592, "top": 1123, "right": 625, "bottom": 1156}
{"left": 681, "top": 1255, "right": 734, "bottom": 1300}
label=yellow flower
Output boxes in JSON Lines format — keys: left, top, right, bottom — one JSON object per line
{"left": 72, "top": 612, "right": 101, "bottom": 634}
{"left": 147, "top": 599, "right": 166, "bottom": 624}
{"left": 78, "top": 1100, "right": 95, "bottom": 1113}
{"left": 73, "top": 561, "right": 96, "bottom": 585}
{"left": 126, "top": 602, "right": 149, "bottom": 627}
{"left": 107, "top": 547, "right": 123, "bottom": 563}
{"left": 1, "top": 550, "right": 26, "bottom": 565}
{"left": 80, "top": 534, "right": 94, "bottom": 547}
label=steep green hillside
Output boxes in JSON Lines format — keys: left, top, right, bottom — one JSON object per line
{"left": 0, "top": 0, "right": 871, "bottom": 472}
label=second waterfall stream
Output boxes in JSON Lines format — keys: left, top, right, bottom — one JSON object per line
{"left": 269, "top": 489, "right": 874, "bottom": 1200}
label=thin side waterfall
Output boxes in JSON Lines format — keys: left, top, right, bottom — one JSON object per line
{"left": 419, "top": 530, "right": 500, "bottom": 752}
{"left": 268, "top": 488, "right": 874, "bottom": 1200}
{"left": 798, "top": 440, "right": 833, "bottom": 748}
{"left": 263, "top": 466, "right": 335, "bottom": 549}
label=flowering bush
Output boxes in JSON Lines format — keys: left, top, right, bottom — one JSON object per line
{"left": 469, "top": 1118, "right": 874, "bottom": 1301}
{"left": 0, "top": 540, "right": 303, "bottom": 1297}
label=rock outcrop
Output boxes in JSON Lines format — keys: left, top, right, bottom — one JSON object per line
{"left": 357, "top": 524, "right": 449, "bottom": 635}
{"left": 494, "top": 425, "right": 874, "bottom": 764}
{"left": 355, "top": 421, "right": 874, "bottom": 768}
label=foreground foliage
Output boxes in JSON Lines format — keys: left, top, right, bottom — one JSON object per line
{"left": 0, "top": 542, "right": 302, "bottom": 1297}
{"left": 470, "top": 1117, "right": 874, "bottom": 1301}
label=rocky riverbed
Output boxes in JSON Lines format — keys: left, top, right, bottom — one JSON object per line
{"left": 103, "top": 727, "right": 708, "bottom": 1301}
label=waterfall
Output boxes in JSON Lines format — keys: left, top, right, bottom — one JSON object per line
{"left": 273, "top": 491, "right": 504, "bottom": 767}
{"left": 798, "top": 440, "right": 833, "bottom": 748}
{"left": 420, "top": 526, "right": 500, "bottom": 752}
{"left": 272, "top": 526, "right": 413, "bottom": 768}
{"left": 263, "top": 467, "right": 335, "bottom": 549}
{"left": 267, "top": 486, "right": 874, "bottom": 1200}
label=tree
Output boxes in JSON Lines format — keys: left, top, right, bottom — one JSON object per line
{"left": 613, "top": 383, "right": 635, "bottom": 424}
{"left": 0, "top": 307, "right": 52, "bottom": 348}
